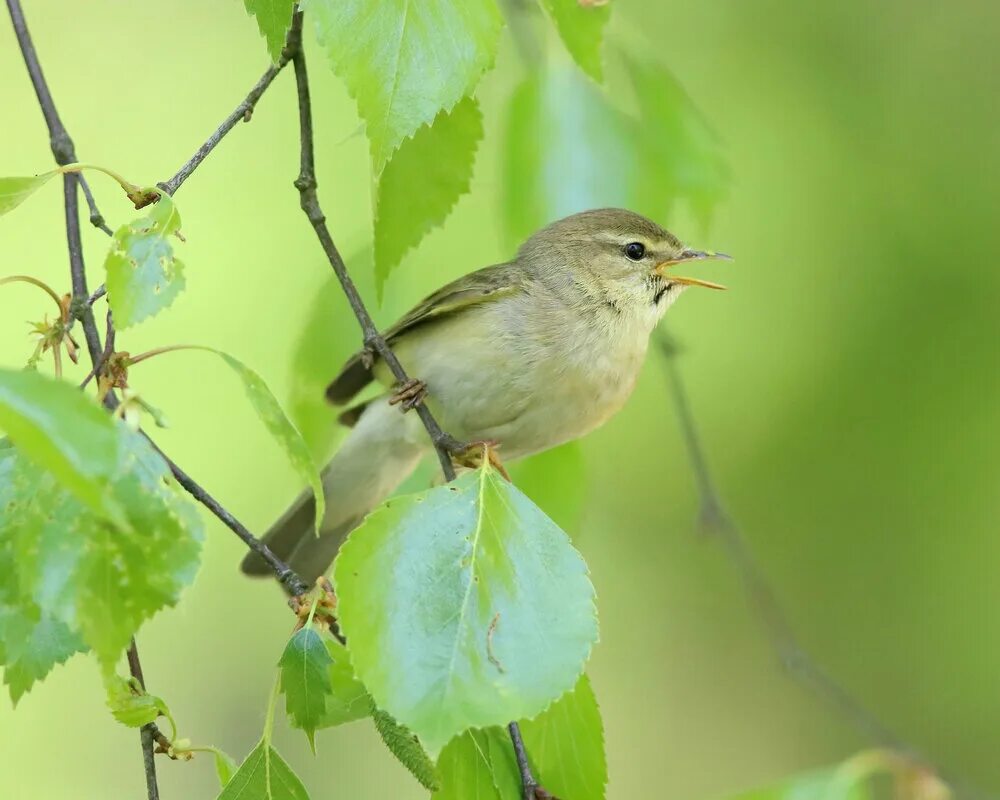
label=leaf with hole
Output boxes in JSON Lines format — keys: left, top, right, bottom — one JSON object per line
{"left": 374, "top": 97, "right": 483, "bottom": 296}
{"left": 215, "top": 739, "right": 311, "bottom": 800}
{"left": 279, "top": 627, "right": 333, "bottom": 749}
{"left": 104, "top": 194, "right": 186, "bottom": 328}
{"left": 243, "top": 0, "right": 295, "bottom": 62}
{"left": 0, "top": 172, "right": 56, "bottom": 216}
{"left": 309, "top": 0, "right": 502, "bottom": 172}
{"left": 334, "top": 461, "right": 598, "bottom": 755}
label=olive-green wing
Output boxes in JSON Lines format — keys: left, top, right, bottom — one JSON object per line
{"left": 325, "top": 262, "right": 523, "bottom": 406}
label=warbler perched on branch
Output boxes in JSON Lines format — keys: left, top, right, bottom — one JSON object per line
{"left": 242, "top": 208, "right": 730, "bottom": 581}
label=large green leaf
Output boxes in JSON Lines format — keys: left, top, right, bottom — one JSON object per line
{"left": 519, "top": 674, "right": 606, "bottom": 800}
{"left": 0, "top": 427, "right": 202, "bottom": 671}
{"left": 243, "top": 0, "right": 295, "bottom": 62}
{"left": 334, "top": 461, "right": 598, "bottom": 755}
{"left": 538, "top": 0, "right": 610, "bottom": 82}
{"left": 279, "top": 627, "right": 334, "bottom": 750}
{"left": 374, "top": 96, "right": 483, "bottom": 295}
{"left": 0, "top": 173, "right": 56, "bottom": 216}
{"left": 308, "top": 0, "right": 502, "bottom": 172}
{"left": 315, "top": 636, "right": 373, "bottom": 728}
{"left": 104, "top": 194, "right": 186, "bottom": 328}
{"left": 216, "top": 739, "right": 311, "bottom": 800}
{"left": 0, "top": 368, "right": 128, "bottom": 527}
{"left": 501, "top": 62, "right": 730, "bottom": 247}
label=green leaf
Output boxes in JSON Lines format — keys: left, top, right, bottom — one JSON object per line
{"left": 0, "top": 368, "right": 129, "bottom": 527}
{"left": 518, "top": 674, "right": 607, "bottom": 800}
{"left": 316, "top": 636, "right": 374, "bottom": 728}
{"left": 730, "top": 766, "right": 873, "bottom": 800}
{"left": 0, "top": 173, "right": 56, "bottom": 216}
{"left": 308, "top": 0, "right": 502, "bottom": 172}
{"left": 1, "top": 425, "right": 203, "bottom": 671}
{"left": 216, "top": 739, "right": 311, "bottom": 800}
{"left": 279, "top": 627, "right": 333, "bottom": 749}
{"left": 104, "top": 194, "right": 186, "bottom": 328}
{"left": 243, "top": 0, "right": 295, "bottom": 62}
{"left": 212, "top": 748, "right": 240, "bottom": 788}
{"left": 434, "top": 727, "right": 520, "bottom": 800}
{"left": 105, "top": 674, "right": 172, "bottom": 729}
{"left": 538, "top": 0, "right": 610, "bottom": 82}
{"left": 374, "top": 96, "right": 483, "bottom": 296}
{"left": 210, "top": 350, "right": 325, "bottom": 536}
{"left": 334, "top": 461, "right": 598, "bottom": 755}
{"left": 372, "top": 709, "right": 441, "bottom": 792}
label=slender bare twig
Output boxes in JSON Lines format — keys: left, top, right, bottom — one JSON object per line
{"left": 286, "top": 13, "right": 459, "bottom": 481}
{"left": 508, "top": 721, "right": 548, "bottom": 800}
{"left": 79, "top": 175, "right": 113, "bottom": 236}
{"left": 127, "top": 639, "right": 161, "bottom": 800}
{"left": 157, "top": 58, "right": 291, "bottom": 198}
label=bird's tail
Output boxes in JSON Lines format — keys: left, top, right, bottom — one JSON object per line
{"left": 240, "top": 396, "right": 427, "bottom": 584}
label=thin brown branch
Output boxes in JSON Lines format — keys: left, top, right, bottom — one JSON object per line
{"left": 286, "top": 12, "right": 459, "bottom": 481}
{"left": 126, "top": 639, "right": 161, "bottom": 800}
{"left": 157, "top": 57, "right": 291, "bottom": 198}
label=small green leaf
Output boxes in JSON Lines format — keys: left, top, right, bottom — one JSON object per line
{"left": 0, "top": 420, "right": 203, "bottom": 671}
{"left": 374, "top": 96, "right": 483, "bottom": 295}
{"left": 279, "top": 628, "right": 334, "bottom": 749}
{"left": 518, "top": 675, "right": 607, "bottom": 800}
{"left": 105, "top": 674, "right": 172, "bottom": 729}
{"left": 0, "top": 368, "right": 128, "bottom": 527}
{"left": 316, "top": 636, "right": 374, "bottom": 728}
{"left": 373, "top": 709, "right": 440, "bottom": 792}
{"left": 211, "top": 350, "right": 325, "bottom": 536}
{"left": 308, "top": 0, "right": 502, "bottom": 172}
{"left": 104, "top": 194, "right": 186, "bottom": 328}
{"left": 730, "top": 765, "right": 873, "bottom": 800}
{"left": 334, "top": 462, "right": 598, "bottom": 755}
{"left": 538, "top": 0, "right": 610, "bottom": 82}
{"left": 434, "top": 727, "right": 519, "bottom": 800}
{"left": 0, "top": 173, "right": 56, "bottom": 216}
{"left": 243, "top": 0, "right": 295, "bottom": 62}
{"left": 216, "top": 739, "right": 311, "bottom": 800}
{"left": 212, "top": 748, "right": 240, "bottom": 788}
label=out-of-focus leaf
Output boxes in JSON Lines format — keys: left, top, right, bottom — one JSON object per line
{"left": 334, "top": 461, "right": 597, "bottom": 755}
{"left": 0, "top": 423, "right": 202, "bottom": 671}
{"left": 243, "top": 0, "right": 295, "bottom": 62}
{"left": 0, "top": 173, "right": 56, "bottom": 216}
{"left": 104, "top": 194, "right": 186, "bottom": 328}
{"left": 308, "top": 0, "right": 502, "bottom": 172}
{"left": 372, "top": 709, "right": 440, "bottom": 792}
{"left": 316, "top": 636, "right": 373, "bottom": 728}
{"left": 215, "top": 739, "right": 311, "bottom": 800}
{"left": 622, "top": 54, "right": 731, "bottom": 230}
{"left": 434, "top": 727, "right": 519, "bottom": 800}
{"left": 374, "top": 97, "right": 483, "bottom": 296}
{"left": 519, "top": 674, "right": 607, "bottom": 800}
{"left": 729, "top": 766, "right": 873, "bottom": 800}
{"left": 501, "top": 62, "right": 731, "bottom": 247}
{"left": 508, "top": 441, "right": 587, "bottom": 534}
{"left": 208, "top": 349, "right": 325, "bottom": 535}
{"left": 105, "top": 674, "right": 172, "bottom": 729}
{"left": 279, "top": 627, "right": 333, "bottom": 749}
{"left": 538, "top": 0, "right": 610, "bottom": 82}
{"left": 0, "top": 368, "right": 128, "bottom": 526}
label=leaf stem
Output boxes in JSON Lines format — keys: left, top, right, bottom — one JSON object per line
{"left": 0, "top": 274, "right": 64, "bottom": 311}
{"left": 262, "top": 673, "right": 283, "bottom": 746}
{"left": 126, "top": 344, "right": 200, "bottom": 367}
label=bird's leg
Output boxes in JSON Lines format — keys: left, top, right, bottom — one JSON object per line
{"left": 451, "top": 440, "right": 511, "bottom": 481}
{"left": 389, "top": 377, "right": 428, "bottom": 411}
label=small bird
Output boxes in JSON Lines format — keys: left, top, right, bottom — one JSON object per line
{"left": 242, "top": 208, "right": 729, "bottom": 582}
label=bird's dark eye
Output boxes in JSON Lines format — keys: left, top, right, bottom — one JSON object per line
{"left": 624, "top": 242, "right": 646, "bottom": 261}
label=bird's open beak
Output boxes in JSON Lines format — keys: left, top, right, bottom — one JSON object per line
{"left": 653, "top": 249, "right": 732, "bottom": 290}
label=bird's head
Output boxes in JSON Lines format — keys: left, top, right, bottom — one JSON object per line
{"left": 518, "top": 208, "right": 731, "bottom": 325}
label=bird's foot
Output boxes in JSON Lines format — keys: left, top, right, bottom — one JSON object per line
{"left": 452, "top": 439, "right": 510, "bottom": 480}
{"left": 389, "top": 377, "right": 428, "bottom": 412}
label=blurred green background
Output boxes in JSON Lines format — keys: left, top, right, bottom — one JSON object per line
{"left": 1, "top": 0, "right": 998, "bottom": 798}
